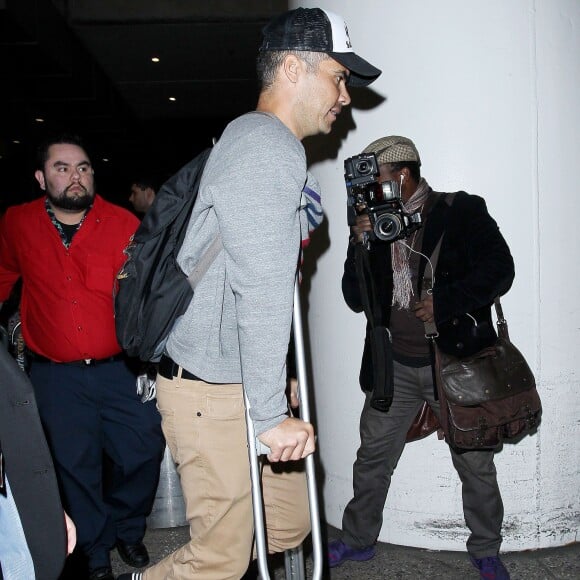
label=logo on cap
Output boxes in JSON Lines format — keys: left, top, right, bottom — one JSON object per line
{"left": 344, "top": 23, "right": 352, "bottom": 49}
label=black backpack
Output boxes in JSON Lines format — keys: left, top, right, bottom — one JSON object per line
{"left": 114, "top": 147, "right": 221, "bottom": 362}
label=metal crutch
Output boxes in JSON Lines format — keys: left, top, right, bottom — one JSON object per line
{"left": 244, "top": 278, "right": 323, "bottom": 580}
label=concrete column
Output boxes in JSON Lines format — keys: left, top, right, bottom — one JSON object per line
{"left": 292, "top": 0, "right": 580, "bottom": 550}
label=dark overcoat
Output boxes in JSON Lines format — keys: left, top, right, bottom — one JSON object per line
{"left": 0, "top": 347, "right": 67, "bottom": 580}
{"left": 342, "top": 191, "right": 515, "bottom": 392}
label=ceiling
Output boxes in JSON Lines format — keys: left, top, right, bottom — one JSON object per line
{"left": 0, "top": 0, "right": 288, "bottom": 207}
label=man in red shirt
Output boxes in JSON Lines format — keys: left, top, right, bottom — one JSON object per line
{"left": 0, "top": 135, "right": 164, "bottom": 580}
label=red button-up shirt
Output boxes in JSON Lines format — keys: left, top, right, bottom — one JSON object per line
{"left": 0, "top": 195, "right": 139, "bottom": 362}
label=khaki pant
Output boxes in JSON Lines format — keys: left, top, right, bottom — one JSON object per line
{"left": 144, "top": 372, "right": 310, "bottom": 580}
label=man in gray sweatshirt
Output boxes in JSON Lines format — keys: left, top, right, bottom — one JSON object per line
{"left": 125, "top": 8, "right": 381, "bottom": 580}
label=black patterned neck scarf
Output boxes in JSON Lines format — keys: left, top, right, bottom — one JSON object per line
{"left": 45, "top": 198, "right": 91, "bottom": 249}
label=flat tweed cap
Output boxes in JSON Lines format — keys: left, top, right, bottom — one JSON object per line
{"left": 363, "top": 136, "right": 422, "bottom": 166}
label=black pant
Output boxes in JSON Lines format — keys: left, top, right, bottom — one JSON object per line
{"left": 30, "top": 358, "right": 165, "bottom": 570}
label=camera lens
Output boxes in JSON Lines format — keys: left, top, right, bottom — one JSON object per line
{"left": 355, "top": 160, "right": 371, "bottom": 175}
{"left": 374, "top": 214, "right": 402, "bottom": 242}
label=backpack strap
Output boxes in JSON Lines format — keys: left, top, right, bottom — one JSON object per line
{"left": 187, "top": 234, "right": 223, "bottom": 290}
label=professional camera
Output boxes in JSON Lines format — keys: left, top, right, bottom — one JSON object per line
{"left": 344, "top": 153, "right": 422, "bottom": 244}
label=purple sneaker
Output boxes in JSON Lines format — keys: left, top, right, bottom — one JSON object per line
{"left": 470, "top": 555, "right": 511, "bottom": 580}
{"left": 327, "top": 538, "right": 375, "bottom": 568}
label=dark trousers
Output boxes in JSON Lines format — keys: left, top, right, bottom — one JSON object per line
{"left": 342, "top": 361, "right": 504, "bottom": 558}
{"left": 30, "top": 358, "right": 165, "bottom": 570}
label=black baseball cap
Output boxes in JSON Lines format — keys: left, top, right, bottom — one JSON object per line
{"left": 260, "top": 7, "right": 381, "bottom": 87}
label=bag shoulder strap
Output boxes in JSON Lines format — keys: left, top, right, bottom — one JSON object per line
{"left": 494, "top": 296, "right": 510, "bottom": 340}
{"left": 421, "top": 192, "right": 456, "bottom": 337}
{"left": 187, "top": 235, "right": 223, "bottom": 290}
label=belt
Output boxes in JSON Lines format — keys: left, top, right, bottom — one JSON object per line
{"left": 158, "top": 354, "right": 201, "bottom": 381}
{"left": 30, "top": 352, "right": 125, "bottom": 366}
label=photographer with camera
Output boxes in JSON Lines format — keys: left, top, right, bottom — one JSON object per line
{"left": 328, "top": 136, "right": 515, "bottom": 580}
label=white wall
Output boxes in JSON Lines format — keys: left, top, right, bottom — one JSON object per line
{"left": 292, "top": 0, "right": 580, "bottom": 550}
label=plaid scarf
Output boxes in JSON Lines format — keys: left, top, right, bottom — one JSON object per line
{"left": 391, "top": 178, "right": 431, "bottom": 309}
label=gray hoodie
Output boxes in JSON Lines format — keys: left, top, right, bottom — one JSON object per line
{"left": 167, "top": 112, "right": 308, "bottom": 435}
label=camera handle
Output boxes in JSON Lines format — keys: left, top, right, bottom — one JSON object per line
{"left": 354, "top": 244, "right": 395, "bottom": 412}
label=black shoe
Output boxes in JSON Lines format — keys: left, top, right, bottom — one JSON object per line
{"left": 116, "top": 540, "right": 150, "bottom": 568}
{"left": 88, "top": 567, "right": 114, "bottom": 580}
{"left": 117, "top": 574, "right": 144, "bottom": 580}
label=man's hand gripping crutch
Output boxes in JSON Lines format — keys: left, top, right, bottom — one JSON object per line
{"left": 244, "top": 279, "right": 323, "bottom": 580}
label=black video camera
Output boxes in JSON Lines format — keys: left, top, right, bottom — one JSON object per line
{"left": 344, "top": 153, "right": 422, "bottom": 244}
